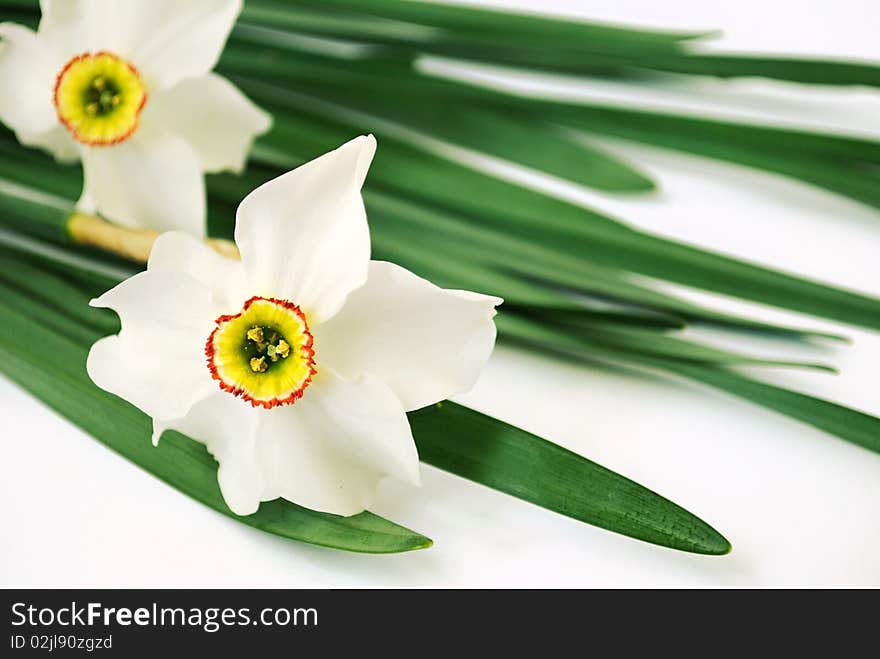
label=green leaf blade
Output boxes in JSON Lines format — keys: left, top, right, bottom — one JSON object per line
{"left": 662, "top": 362, "right": 880, "bottom": 455}
{"left": 252, "top": 78, "right": 656, "bottom": 193}
{"left": 412, "top": 402, "right": 731, "bottom": 555}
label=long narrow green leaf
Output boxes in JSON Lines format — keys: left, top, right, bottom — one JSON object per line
{"left": 219, "top": 38, "right": 880, "bottom": 199}
{"left": 0, "top": 233, "right": 132, "bottom": 293}
{"left": 231, "top": 168, "right": 836, "bottom": 340}
{"left": 222, "top": 33, "right": 880, "bottom": 203}
{"left": 229, "top": 83, "right": 880, "bottom": 332}
{"left": 324, "top": 88, "right": 655, "bottom": 193}
{"left": 635, "top": 53, "right": 880, "bottom": 88}
{"left": 0, "top": 174, "right": 76, "bottom": 243}
{"left": 239, "top": 0, "right": 880, "bottom": 86}
{"left": 0, "top": 246, "right": 119, "bottom": 333}
{"left": 497, "top": 313, "right": 834, "bottom": 373}
{"left": 506, "top": 304, "right": 686, "bottom": 331}
{"left": 0, "top": 122, "right": 848, "bottom": 341}
{"left": 0, "top": 278, "right": 98, "bottom": 345}
{"left": 357, "top": 188, "right": 847, "bottom": 341}
{"left": 7, "top": 0, "right": 880, "bottom": 88}
{"left": 656, "top": 361, "right": 880, "bottom": 455}
{"left": 545, "top": 103, "right": 880, "bottom": 207}
{"left": 220, "top": 51, "right": 655, "bottom": 193}
{"left": 246, "top": 119, "right": 847, "bottom": 341}
{"left": 248, "top": 0, "right": 700, "bottom": 54}
{"left": 496, "top": 313, "right": 880, "bottom": 456}
{"left": 558, "top": 322, "right": 835, "bottom": 373}
{"left": 559, "top": 230, "right": 880, "bottom": 331}
{"left": 411, "top": 401, "right": 730, "bottom": 555}
{"left": 218, "top": 39, "right": 880, "bottom": 210}
{"left": 228, "top": 90, "right": 635, "bottom": 237}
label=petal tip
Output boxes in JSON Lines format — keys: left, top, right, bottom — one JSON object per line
{"left": 406, "top": 464, "right": 423, "bottom": 488}
{"left": 255, "top": 106, "right": 273, "bottom": 135}
{"left": 348, "top": 134, "right": 377, "bottom": 188}
{"left": 151, "top": 418, "right": 170, "bottom": 446}
{"left": 224, "top": 496, "right": 260, "bottom": 517}
{"left": 147, "top": 230, "right": 196, "bottom": 269}
{"left": 85, "top": 335, "right": 118, "bottom": 391}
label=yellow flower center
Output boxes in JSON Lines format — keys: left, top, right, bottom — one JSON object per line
{"left": 54, "top": 51, "right": 147, "bottom": 146}
{"left": 206, "top": 297, "right": 316, "bottom": 409}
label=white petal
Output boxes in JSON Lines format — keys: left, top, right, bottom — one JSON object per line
{"left": 148, "top": 231, "right": 249, "bottom": 313}
{"left": 38, "top": 0, "right": 81, "bottom": 33}
{"left": 39, "top": 1, "right": 242, "bottom": 89}
{"left": 38, "top": 0, "right": 123, "bottom": 53}
{"left": 258, "top": 369, "right": 420, "bottom": 515}
{"left": 145, "top": 73, "right": 270, "bottom": 173}
{"left": 17, "top": 124, "right": 79, "bottom": 163}
{"left": 235, "top": 135, "right": 375, "bottom": 324}
{"left": 318, "top": 261, "right": 502, "bottom": 411}
{"left": 128, "top": 0, "right": 242, "bottom": 90}
{"left": 80, "top": 127, "right": 206, "bottom": 235}
{"left": 158, "top": 370, "right": 419, "bottom": 516}
{"left": 0, "top": 23, "right": 61, "bottom": 136}
{"left": 87, "top": 270, "right": 219, "bottom": 421}
{"left": 301, "top": 370, "right": 421, "bottom": 485}
{"left": 156, "top": 393, "right": 264, "bottom": 515}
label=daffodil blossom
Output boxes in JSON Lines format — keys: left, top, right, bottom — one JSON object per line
{"left": 86, "top": 136, "right": 502, "bottom": 516}
{"left": 0, "top": 0, "right": 270, "bottom": 235}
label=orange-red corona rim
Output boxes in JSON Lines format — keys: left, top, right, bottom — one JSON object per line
{"left": 53, "top": 51, "right": 147, "bottom": 146}
{"left": 206, "top": 296, "right": 317, "bottom": 409}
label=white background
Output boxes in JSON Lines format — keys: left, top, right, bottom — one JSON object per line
{"left": 2, "top": 0, "right": 880, "bottom": 587}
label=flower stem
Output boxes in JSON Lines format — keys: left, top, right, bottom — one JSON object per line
{"left": 66, "top": 212, "right": 239, "bottom": 264}
{"left": 66, "top": 213, "right": 159, "bottom": 263}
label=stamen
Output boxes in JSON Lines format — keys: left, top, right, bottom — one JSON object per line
{"left": 54, "top": 51, "right": 147, "bottom": 146}
{"left": 206, "top": 297, "right": 316, "bottom": 408}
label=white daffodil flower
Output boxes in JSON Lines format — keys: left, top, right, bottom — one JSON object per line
{"left": 0, "top": 0, "right": 270, "bottom": 235}
{"left": 86, "top": 136, "right": 502, "bottom": 516}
